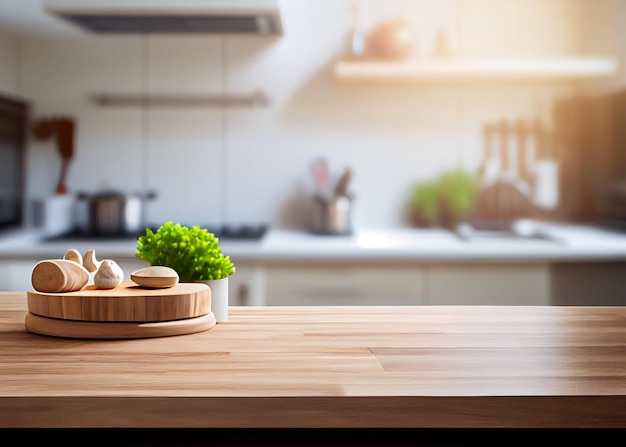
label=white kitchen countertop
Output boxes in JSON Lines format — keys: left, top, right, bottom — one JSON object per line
{"left": 2, "top": 222, "right": 626, "bottom": 263}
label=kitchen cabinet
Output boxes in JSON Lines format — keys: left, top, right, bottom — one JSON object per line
{"left": 550, "top": 262, "right": 626, "bottom": 306}
{"left": 425, "top": 263, "right": 550, "bottom": 305}
{"left": 263, "top": 262, "right": 425, "bottom": 306}
{"left": 260, "top": 261, "right": 550, "bottom": 306}
{"left": 2, "top": 256, "right": 619, "bottom": 307}
{"left": 228, "top": 261, "right": 266, "bottom": 306}
{"left": 334, "top": 57, "right": 618, "bottom": 83}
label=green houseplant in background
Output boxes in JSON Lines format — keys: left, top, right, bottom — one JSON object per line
{"left": 135, "top": 221, "right": 235, "bottom": 322}
{"left": 437, "top": 168, "right": 478, "bottom": 229}
{"left": 408, "top": 182, "right": 440, "bottom": 227}
{"left": 408, "top": 168, "right": 478, "bottom": 230}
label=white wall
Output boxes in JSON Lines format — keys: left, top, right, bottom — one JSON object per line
{"left": 6, "top": 0, "right": 605, "bottom": 230}
{"left": 579, "top": 0, "right": 626, "bottom": 94}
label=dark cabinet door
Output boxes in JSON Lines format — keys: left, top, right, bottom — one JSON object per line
{"left": 0, "top": 94, "right": 29, "bottom": 230}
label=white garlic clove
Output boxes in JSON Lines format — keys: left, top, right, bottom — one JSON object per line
{"left": 63, "top": 248, "right": 82, "bottom": 265}
{"left": 94, "top": 259, "right": 124, "bottom": 290}
{"left": 83, "top": 249, "right": 102, "bottom": 273}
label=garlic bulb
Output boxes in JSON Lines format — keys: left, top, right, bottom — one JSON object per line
{"left": 83, "top": 249, "right": 102, "bottom": 273}
{"left": 63, "top": 248, "right": 82, "bottom": 265}
{"left": 94, "top": 259, "right": 124, "bottom": 289}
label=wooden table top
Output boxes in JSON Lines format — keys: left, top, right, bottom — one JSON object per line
{"left": 1, "top": 291, "right": 625, "bottom": 428}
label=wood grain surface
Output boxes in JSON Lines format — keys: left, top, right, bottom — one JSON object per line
{"left": 1, "top": 292, "right": 626, "bottom": 429}
{"left": 27, "top": 281, "right": 211, "bottom": 322}
{"left": 24, "top": 311, "right": 216, "bottom": 339}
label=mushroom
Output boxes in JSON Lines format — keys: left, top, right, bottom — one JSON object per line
{"left": 93, "top": 259, "right": 124, "bottom": 290}
{"left": 83, "top": 249, "right": 102, "bottom": 273}
{"left": 63, "top": 248, "right": 82, "bottom": 265}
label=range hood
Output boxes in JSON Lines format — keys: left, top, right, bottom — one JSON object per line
{"left": 43, "top": 0, "right": 283, "bottom": 34}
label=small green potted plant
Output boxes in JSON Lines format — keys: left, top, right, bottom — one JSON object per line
{"left": 408, "top": 181, "right": 440, "bottom": 227}
{"left": 408, "top": 168, "right": 477, "bottom": 230}
{"left": 135, "top": 221, "right": 235, "bottom": 322}
{"left": 436, "top": 168, "right": 478, "bottom": 230}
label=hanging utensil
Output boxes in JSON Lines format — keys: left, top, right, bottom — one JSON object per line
{"left": 514, "top": 119, "right": 532, "bottom": 199}
{"left": 474, "top": 119, "right": 534, "bottom": 228}
{"left": 33, "top": 117, "right": 75, "bottom": 195}
{"left": 478, "top": 124, "right": 499, "bottom": 187}
{"left": 532, "top": 120, "right": 559, "bottom": 211}
{"left": 474, "top": 122, "right": 503, "bottom": 222}
{"left": 495, "top": 119, "right": 533, "bottom": 220}
{"left": 499, "top": 120, "right": 514, "bottom": 182}
{"left": 55, "top": 118, "right": 75, "bottom": 195}
{"left": 495, "top": 119, "right": 513, "bottom": 219}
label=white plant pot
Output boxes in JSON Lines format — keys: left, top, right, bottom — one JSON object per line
{"left": 200, "top": 277, "right": 229, "bottom": 323}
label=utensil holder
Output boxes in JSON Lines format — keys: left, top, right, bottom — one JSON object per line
{"left": 309, "top": 195, "right": 353, "bottom": 235}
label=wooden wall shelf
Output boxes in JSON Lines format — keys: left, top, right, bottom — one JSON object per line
{"left": 334, "top": 57, "right": 619, "bottom": 83}
{"left": 91, "top": 90, "right": 269, "bottom": 107}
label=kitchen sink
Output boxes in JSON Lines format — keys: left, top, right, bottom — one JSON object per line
{"left": 455, "top": 220, "right": 565, "bottom": 244}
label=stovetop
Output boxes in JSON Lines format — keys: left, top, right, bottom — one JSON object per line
{"left": 45, "top": 224, "right": 269, "bottom": 242}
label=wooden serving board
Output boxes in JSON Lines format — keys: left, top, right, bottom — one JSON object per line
{"left": 24, "top": 312, "right": 216, "bottom": 339}
{"left": 27, "top": 281, "right": 211, "bottom": 323}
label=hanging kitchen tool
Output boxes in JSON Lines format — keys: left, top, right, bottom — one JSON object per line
{"left": 474, "top": 119, "right": 533, "bottom": 223}
{"left": 532, "top": 119, "right": 559, "bottom": 212}
{"left": 502, "top": 119, "right": 534, "bottom": 219}
{"left": 55, "top": 118, "right": 74, "bottom": 195}
{"left": 515, "top": 119, "right": 534, "bottom": 198}
{"left": 501, "top": 119, "right": 523, "bottom": 186}
{"left": 33, "top": 116, "right": 75, "bottom": 195}
{"left": 489, "top": 119, "right": 511, "bottom": 219}
{"left": 474, "top": 123, "right": 498, "bottom": 221}
{"left": 478, "top": 124, "right": 499, "bottom": 187}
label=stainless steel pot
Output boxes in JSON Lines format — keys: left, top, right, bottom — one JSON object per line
{"left": 76, "top": 190, "right": 156, "bottom": 236}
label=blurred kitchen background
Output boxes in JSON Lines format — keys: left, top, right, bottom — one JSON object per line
{"left": 2, "top": 0, "right": 626, "bottom": 306}
{"left": 1, "top": 0, "right": 622, "bottom": 230}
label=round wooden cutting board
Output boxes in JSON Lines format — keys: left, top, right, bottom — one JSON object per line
{"left": 24, "top": 312, "right": 216, "bottom": 340}
{"left": 25, "top": 281, "right": 215, "bottom": 339}
{"left": 27, "top": 281, "right": 211, "bottom": 322}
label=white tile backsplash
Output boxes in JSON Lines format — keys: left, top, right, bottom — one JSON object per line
{"left": 146, "top": 108, "right": 223, "bottom": 226}
{"left": 0, "top": 0, "right": 619, "bottom": 229}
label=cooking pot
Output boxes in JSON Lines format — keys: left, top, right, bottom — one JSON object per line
{"left": 75, "top": 190, "right": 156, "bottom": 236}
